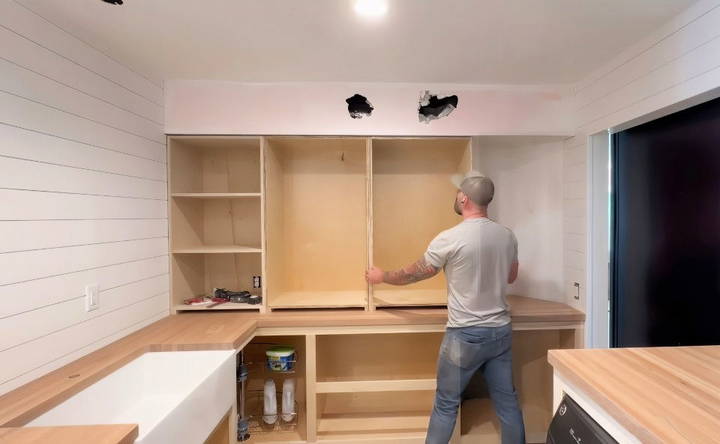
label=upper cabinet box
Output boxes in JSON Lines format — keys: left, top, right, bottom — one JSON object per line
{"left": 265, "top": 137, "right": 369, "bottom": 309}
{"left": 372, "top": 138, "right": 471, "bottom": 307}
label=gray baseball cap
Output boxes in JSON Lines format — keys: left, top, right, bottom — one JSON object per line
{"left": 451, "top": 171, "right": 494, "bottom": 206}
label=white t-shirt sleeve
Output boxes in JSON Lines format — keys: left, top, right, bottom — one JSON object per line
{"left": 424, "top": 232, "right": 454, "bottom": 269}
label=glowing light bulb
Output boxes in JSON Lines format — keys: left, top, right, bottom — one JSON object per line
{"left": 353, "top": 0, "right": 388, "bottom": 18}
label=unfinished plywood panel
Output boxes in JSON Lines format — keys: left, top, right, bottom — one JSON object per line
{"left": 171, "top": 253, "right": 261, "bottom": 310}
{"left": 242, "top": 335, "right": 307, "bottom": 443}
{"left": 372, "top": 138, "right": 471, "bottom": 307}
{"left": 265, "top": 138, "right": 368, "bottom": 309}
{"left": 317, "top": 391, "right": 434, "bottom": 438}
{"left": 171, "top": 197, "right": 261, "bottom": 251}
{"left": 169, "top": 136, "right": 261, "bottom": 194}
{"left": 317, "top": 333, "right": 442, "bottom": 382}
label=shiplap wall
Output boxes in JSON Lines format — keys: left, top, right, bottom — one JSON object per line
{"left": 0, "top": 0, "right": 168, "bottom": 396}
{"left": 563, "top": 0, "right": 720, "bottom": 312}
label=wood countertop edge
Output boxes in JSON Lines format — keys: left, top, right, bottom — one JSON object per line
{"left": 0, "top": 300, "right": 582, "bottom": 435}
{"left": 0, "top": 424, "right": 138, "bottom": 444}
{"left": 548, "top": 350, "right": 663, "bottom": 444}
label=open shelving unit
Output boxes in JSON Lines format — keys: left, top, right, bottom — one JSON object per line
{"left": 168, "top": 136, "right": 265, "bottom": 312}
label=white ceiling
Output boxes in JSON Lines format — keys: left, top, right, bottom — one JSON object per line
{"left": 17, "top": 0, "right": 697, "bottom": 85}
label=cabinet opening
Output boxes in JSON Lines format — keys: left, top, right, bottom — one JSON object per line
{"left": 171, "top": 253, "right": 261, "bottom": 310}
{"left": 265, "top": 137, "right": 369, "bottom": 309}
{"left": 317, "top": 390, "right": 434, "bottom": 437}
{"left": 371, "top": 138, "right": 471, "bottom": 307}
{"left": 171, "top": 197, "right": 261, "bottom": 251}
{"left": 317, "top": 333, "right": 442, "bottom": 382}
{"left": 169, "top": 136, "right": 261, "bottom": 194}
{"left": 240, "top": 335, "right": 307, "bottom": 443}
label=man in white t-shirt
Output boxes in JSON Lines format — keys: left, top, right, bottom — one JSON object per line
{"left": 366, "top": 172, "right": 525, "bottom": 444}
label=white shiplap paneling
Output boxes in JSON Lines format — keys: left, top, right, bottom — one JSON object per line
{"left": 0, "top": 219, "right": 168, "bottom": 254}
{"left": 0, "top": 255, "right": 169, "bottom": 319}
{"left": 0, "top": 0, "right": 168, "bottom": 396}
{"left": 0, "top": 124, "right": 166, "bottom": 181}
{"left": 0, "top": 189, "right": 166, "bottom": 220}
{"left": 0, "top": 1, "right": 163, "bottom": 105}
{"left": 563, "top": 0, "right": 720, "bottom": 312}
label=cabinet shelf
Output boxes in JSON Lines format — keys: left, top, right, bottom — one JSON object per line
{"left": 173, "top": 302, "right": 261, "bottom": 312}
{"left": 317, "top": 411, "right": 430, "bottom": 433}
{"left": 172, "top": 192, "right": 261, "bottom": 199}
{"left": 316, "top": 378, "right": 435, "bottom": 394}
{"left": 172, "top": 246, "right": 262, "bottom": 254}
{"left": 269, "top": 291, "right": 366, "bottom": 309}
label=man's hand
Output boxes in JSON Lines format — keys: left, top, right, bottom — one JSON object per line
{"left": 366, "top": 266, "right": 385, "bottom": 285}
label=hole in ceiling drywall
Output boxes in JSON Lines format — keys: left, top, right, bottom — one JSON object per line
{"left": 418, "top": 91, "right": 458, "bottom": 124}
{"left": 346, "top": 94, "right": 374, "bottom": 119}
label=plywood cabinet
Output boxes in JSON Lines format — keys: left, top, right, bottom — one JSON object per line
{"left": 265, "top": 138, "right": 369, "bottom": 309}
{"left": 372, "top": 138, "right": 471, "bottom": 308}
{"left": 242, "top": 318, "right": 582, "bottom": 443}
{"left": 169, "top": 136, "right": 265, "bottom": 312}
{"left": 168, "top": 136, "right": 471, "bottom": 312}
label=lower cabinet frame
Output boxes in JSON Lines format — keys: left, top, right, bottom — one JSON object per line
{"left": 238, "top": 322, "right": 584, "bottom": 443}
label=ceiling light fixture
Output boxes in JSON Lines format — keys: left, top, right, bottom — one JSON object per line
{"left": 353, "top": 0, "right": 388, "bottom": 18}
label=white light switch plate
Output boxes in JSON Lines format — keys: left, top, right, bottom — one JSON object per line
{"left": 85, "top": 284, "right": 99, "bottom": 312}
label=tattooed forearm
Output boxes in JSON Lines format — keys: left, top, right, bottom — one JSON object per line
{"left": 382, "top": 258, "right": 439, "bottom": 286}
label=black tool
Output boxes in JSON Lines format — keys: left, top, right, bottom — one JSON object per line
{"left": 213, "top": 288, "right": 263, "bottom": 305}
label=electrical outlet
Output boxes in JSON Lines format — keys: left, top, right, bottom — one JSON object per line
{"left": 85, "top": 284, "right": 99, "bottom": 312}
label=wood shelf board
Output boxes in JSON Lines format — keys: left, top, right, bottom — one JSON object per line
{"left": 269, "top": 291, "right": 367, "bottom": 309}
{"left": 241, "top": 429, "right": 305, "bottom": 444}
{"left": 317, "top": 411, "right": 430, "bottom": 433}
{"left": 173, "top": 303, "right": 261, "bottom": 312}
{"left": 172, "top": 193, "right": 261, "bottom": 199}
{"left": 317, "top": 430, "right": 427, "bottom": 443}
{"left": 373, "top": 289, "right": 447, "bottom": 307}
{"left": 316, "top": 378, "right": 436, "bottom": 394}
{"left": 172, "top": 246, "right": 262, "bottom": 254}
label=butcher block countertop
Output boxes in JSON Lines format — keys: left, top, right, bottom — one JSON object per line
{"left": 0, "top": 425, "right": 138, "bottom": 444}
{"left": 548, "top": 346, "right": 720, "bottom": 444}
{"left": 0, "top": 295, "right": 583, "bottom": 442}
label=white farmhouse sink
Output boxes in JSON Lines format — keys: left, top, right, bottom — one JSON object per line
{"left": 27, "top": 350, "right": 236, "bottom": 444}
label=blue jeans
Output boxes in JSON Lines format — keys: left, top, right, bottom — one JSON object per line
{"left": 426, "top": 323, "right": 525, "bottom": 444}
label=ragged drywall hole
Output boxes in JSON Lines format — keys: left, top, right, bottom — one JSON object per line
{"left": 346, "top": 94, "right": 374, "bottom": 119}
{"left": 418, "top": 91, "right": 458, "bottom": 123}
